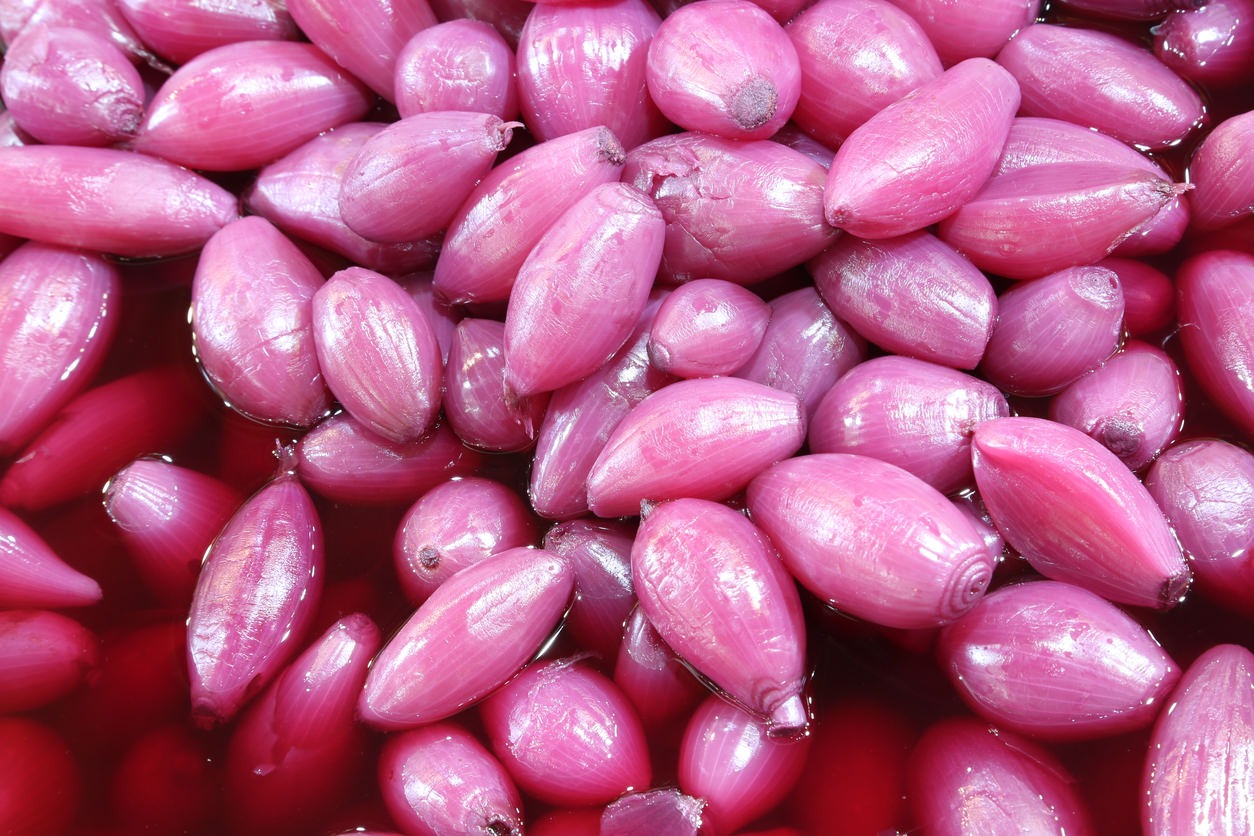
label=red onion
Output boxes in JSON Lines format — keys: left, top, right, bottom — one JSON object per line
{"left": 245, "top": 123, "right": 442, "bottom": 274}
{"left": 393, "top": 476, "right": 537, "bottom": 604}
{"left": 747, "top": 453, "right": 996, "bottom": 628}
{"left": 103, "top": 457, "right": 242, "bottom": 608}
{"left": 647, "top": 278, "right": 770, "bottom": 378}
{"left": 543, "top": 518, "right": 636, "bottom": 663}
{"left": 823, "top": 58, "right": 1020, "bottom": 239}
{"left": 646, "top": 0, "right": 800, "bottom": 141}
{"left": 339, "top": 111, "right": 517, "bottom": 244}
{"left": 394, "top": 20, "right": 519, "bottom": 119}
{"left": 632, "top": 498, "right": 808, "bottom": 734}
{"left": 1, "top": 0, "right": 1252, "bottom": 832}
{"left": 809, "top": 355, "right": 1010, "bottom": 495}
{"left": 1142, "top": 644, "right": 1254, "bottom": 833}
{"left": 0, "top": 242, "right": 119, "bottom": 456}
{"left": 973, "top": 416, "right": 1190, "bottom": 608}
{"left": 359, "top": 547, "right": 574, "bottom": 729}
{"left": 444, "top": 318, "right": 548, "bottom": 452}
{"left": 613, "top": 605, "right": 706, "bottom": 727}
{"left": 809, "top": 230, "right": 997, "bottom": 369}
{"left": 133, "top": 41, "right": 375, "bottom": 172}
{"left": 518, "top": 0, "right": 667, "bottom": 148}
{"left": 997, "top": 23, "right": 1205, "bottom": 150}
{"left": 186, "top": 463, "right": 323, "bottom": 727}
{"left": 286, "top": 0, "right": 438, "bottom": 98}
{"left": 503, "top": 181, "right": 664, "bottom": 398}
{"left": 938, "top": 579, "right": 1180, "bottom": 739}
{"left": 223, "top": 614, "right": 381, "bottom": 832}
{"left": 311, "top": 266, "right": 444, "bottom": 444}
{"left": 679, "top": 694, "right": 812, "bottom": 832}
{"left": 114, "top": 0, "right": 300, "bottom": 66}
{"left": 0, "top": 25, "right": 144, "bottom": 146}
{"left": 0, "top": 610, "right": 98, "bottom": 713}
{"left": 0, "top": 146, "right": 240, "bottom": 258}
{"left": 479, "top": 657, "right": 651, "bottom": 806}
{"left": 379, "top": 722, "right": 525, "bottom": 836}
{"left": 907, "top": 717, "right": 1095, "bottom": 833}
{"left": 786, "top": 0, "right": 941, "bottom": 146}
{"left": 192, "top": 216, "right": 331, "bottom": 428}
{"left": 587, "top": 377, "right": 805, "bottom": 517}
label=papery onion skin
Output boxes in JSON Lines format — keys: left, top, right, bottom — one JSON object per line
{"left": 601, "top": 788, "right": 705, "bottom": 836}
